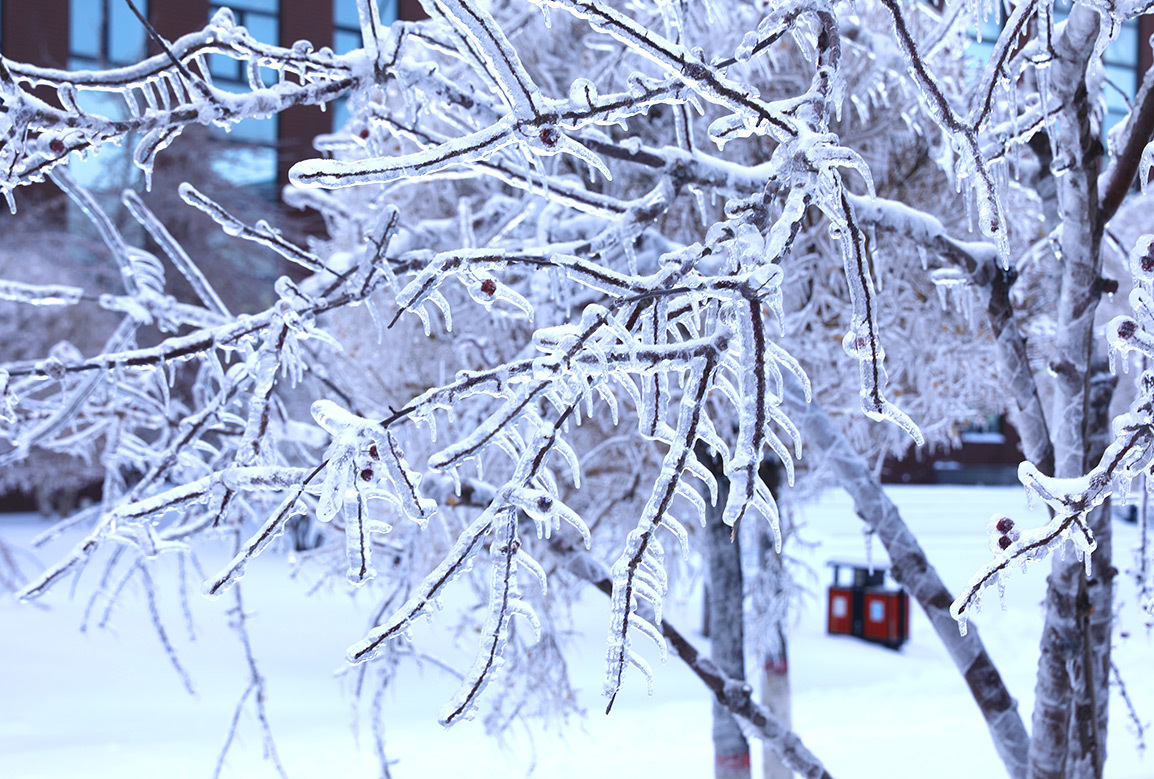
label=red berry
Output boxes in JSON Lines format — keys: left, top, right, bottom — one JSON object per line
{"left": 368, "top": 444, "right": 379, "bottom": 459}
{"left": 997, "top": 535, "right": 1012, "bottom": 550}
{"left": 995, "top": 517, "right": 1014, "bottom": 533}
{"left": 480, "top": 279, "right": 497, "bottom": 296}
{"left": 359, "top": 128, "right": 370, "bottom": 140}
{"left": 539, "top": 127, "right": 560, "bottom": 148}
{"left": 49, "top": 139, "right": 65, "bottom": 154}
{"left": 1118, "top": 319, "right": 1139, "bottom": 340}
{"left": 360, "top": 468, "right": 374, "bottom": 482}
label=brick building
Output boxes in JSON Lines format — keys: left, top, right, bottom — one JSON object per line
{"left": 0, "top": 0, "right": 424, "bottom": 195}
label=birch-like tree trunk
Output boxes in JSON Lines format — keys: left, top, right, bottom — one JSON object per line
{"left": 1078, "top": 368, "right": 1117, "bottom": 772}
{"left": 753, "top": 462, "right": 793, "bottom": 779}
{"left": 700, "top": 447, "right": 753, "bottom": 779}
{"left": 758, "top": 554, "right": 793, "bottom": 779}
{"left": 1029, "top": 7, "right": 1110, "bottom": 778}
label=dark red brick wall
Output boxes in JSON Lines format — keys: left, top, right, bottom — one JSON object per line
{"left": 1, "top": 0, "right": 70, "bottom": 69}
{"left": 277, "top": 0, "right": 334, "bottom": 192}
{"left": 398, "top": 0, "right": 428, "bottom": 21}
{"left": 150, "top": 0, "right": 209, "bottom": 49}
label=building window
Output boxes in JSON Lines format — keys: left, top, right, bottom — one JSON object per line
{"left": 70, "top": 0, "right": 150, "bottom": 69}
{"left": 1103, "top": 20, "right": 1140, "bottom": 128}
{"left": 208, "top": 0, "right": 278, "bottom": 86}
{"left": 207, "top": 1, "right": 280, "bottom": 189}
{"left": 67, "top": 1, "right": 152, "bottom": 187}
{"left": 333, "top": 0, "right": 399, "bottom": 129}
{"left": 334, "top": 0, "right": 398, "bottom": 54}
{"left": 968, "top": 10, "right": 1139, "bottom": 130}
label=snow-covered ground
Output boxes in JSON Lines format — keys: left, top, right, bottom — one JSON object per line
{"left": 2, "top": 485, "right": 1151, "bottom": 778}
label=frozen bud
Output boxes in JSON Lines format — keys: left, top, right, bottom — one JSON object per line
{"left": 842, "top": 331, "right": 875, "bottom": 359}
{"left": 995, "top": 517, "right": 1014, "bottom": 533}
{"left": 480, "top": 279, "right": 497, "bottom": 296}
{"left": 360, "top": 468, "right": 374, "bottom": 482}
{"left": 49, "top": 139, "right": 65, "bottom": 154}
{"left": 539, "top": 127, "right": 560, "bottom": 148}
{"left": 1130, "top": 235, "right": 1154, "bottom": 281}
{"left": 36, "top": 356, "right": 67, "bottom": 381}
{"left": 998, "top": 535, "right": 1012, "bottom": 550}
{"left": 369, "top": 444, "right": 379, "bottom": 460}
{"left": 682, "top": 62, "right": 710, "bottom": 82}
{"left": 1117, "top": 319, "right": 1139, "bottom": 341}
{"left": 359, "top": 128, "right": 370, "bottom": 140}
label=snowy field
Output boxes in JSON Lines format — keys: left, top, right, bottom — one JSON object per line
{"left": 2, "top": 485, "right": 1152, "bottom": 779}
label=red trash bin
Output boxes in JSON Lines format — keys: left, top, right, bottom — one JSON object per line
{"left": 826, "top": 561, "right": 910, "bottom": 649}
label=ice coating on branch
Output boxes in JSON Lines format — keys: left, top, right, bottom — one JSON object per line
{"left": 123, "top": 190, "right": 231, "bottom": 318}
{"left": 420, "top": 0, "right": 545, "bottom": 120}
{"left": 876, "top": 0, "right": 1008, "bottom": 264}
{"left": 1141, "top": 142, "right": 1154, "bottom": 196}
{"left": 180, "top": 184, "right": 329, "bottom": 274}
{"left": 826, "top": 189, "right": 924, "bottom": 445}
{"left": 0, "top": 280, "right": 84, "bottom": 306}
{"left": 951, "top": 498, "right": 1098, "bottom": 631}
{"left": 292, "top": 118, "right": 518, "bottom": 189}
{"left": 439, "top": 509, "right": 530, "bottom": 726}
{"left": 719, "top": 296, "right": 798, "bottom": 546}
{"left": 604, "top": 352, "right": 714, "bottom": 708}
{"left": 204, "top": 488, "right": 309, "bottom": 597}
{"left": 310, "top": 399, "right": 439, "bottom": 585}
{"left": 0, "top": 370, "right": 15, "bottom": 423}
{"left": 527, "top": 0, "right": 796, "bottom": 147}
{"left": 348, "top": 514, "right": 493, "bottom": 665}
